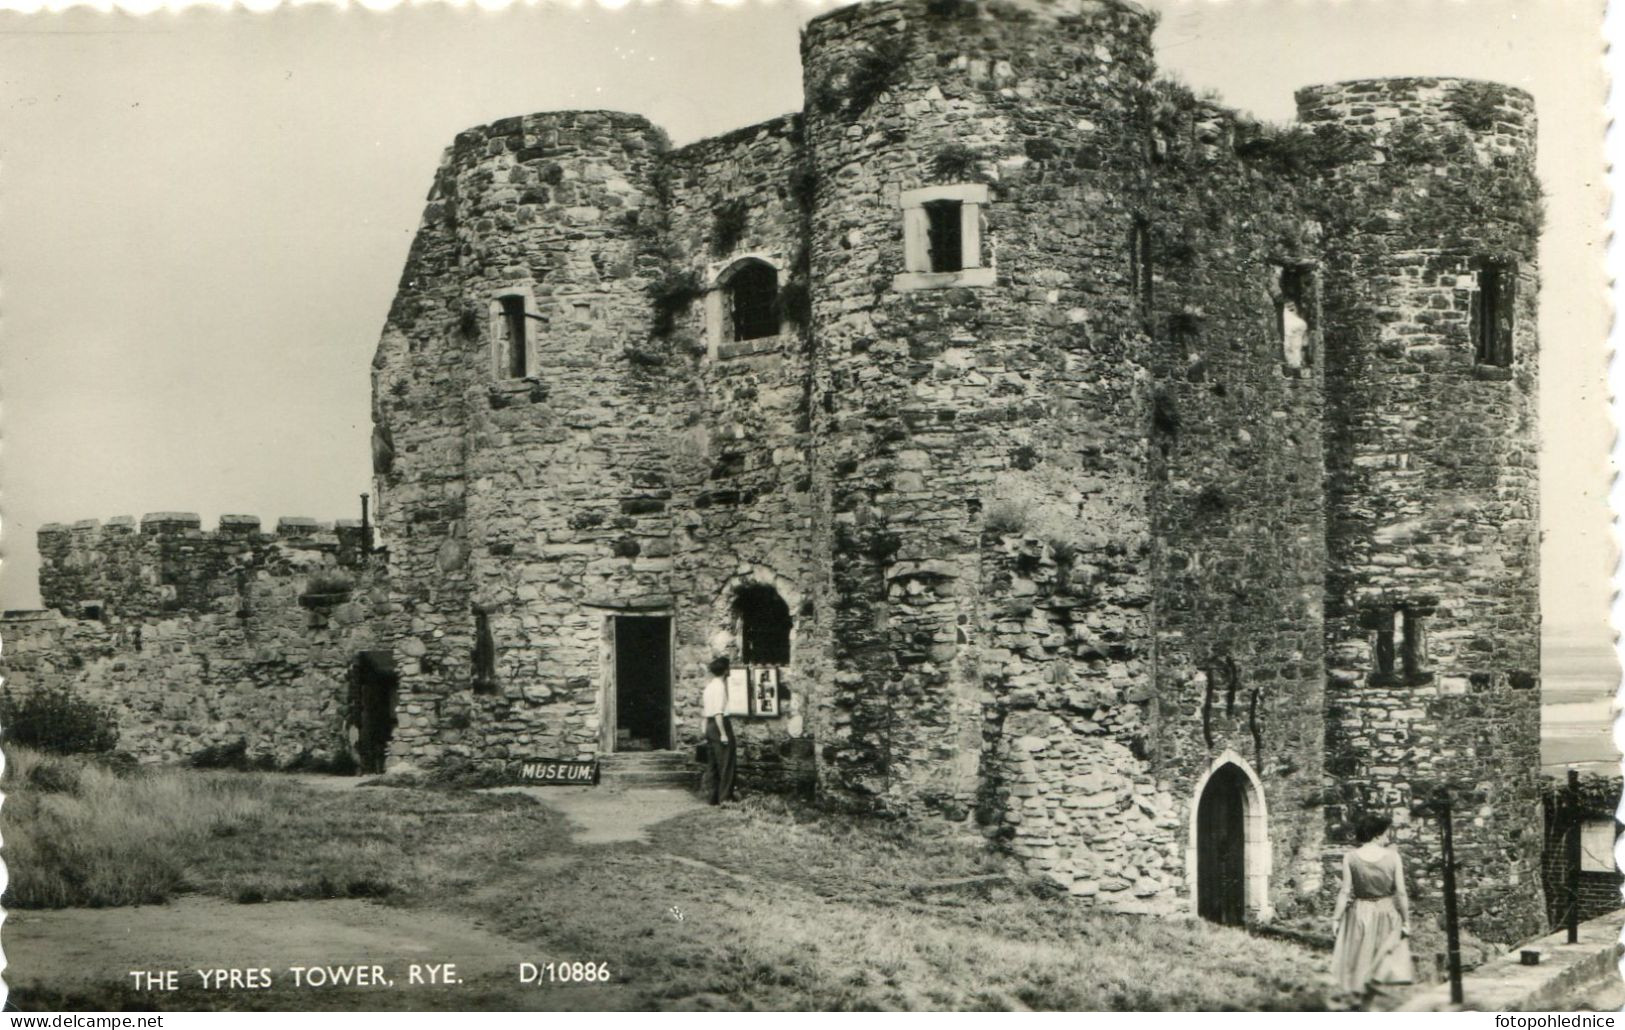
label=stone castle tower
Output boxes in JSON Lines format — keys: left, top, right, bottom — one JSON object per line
{"left": 8, "top": 0, "right": 1542, "bottom": 948}
{"left": 366, "top": 0, "right": 1542, "bottom": 941}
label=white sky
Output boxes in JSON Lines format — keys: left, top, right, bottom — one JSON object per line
{"left": 0, "top": 0, "right": 1613, "bottom": 747}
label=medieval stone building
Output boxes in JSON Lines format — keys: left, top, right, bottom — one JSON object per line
{"left": 5, "top": 0, "right": 1543, "bottom": 949}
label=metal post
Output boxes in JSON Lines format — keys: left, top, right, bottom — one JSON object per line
{"left": 1567, "top": 767, "right": 1582, "bottom": 944}
{"left": 1439, "top": 793, "right": 1464, "bottom": 1006}
{"left": 360, "top": 493, "right": 373, "bottom": 557}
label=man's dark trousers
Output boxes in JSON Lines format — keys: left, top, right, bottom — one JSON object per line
{"left": 706, "top": 716, "right": 736, "bottom": 804}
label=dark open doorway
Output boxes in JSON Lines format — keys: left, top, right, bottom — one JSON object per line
{"left": 350, "top": 650, "right": 398, "bottom": 775}
{"left": 614, "top": 616, "right": 671, "bottom": 751}
{"left": 1197, "top": 763, "right": 1248, "bottom": 926}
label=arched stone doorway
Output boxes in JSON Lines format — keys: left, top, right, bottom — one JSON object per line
{"left": 1188, "top": 751, "right": 1272, "bottom": 926}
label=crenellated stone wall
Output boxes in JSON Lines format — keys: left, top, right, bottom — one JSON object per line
{"left": 4, "top": 514, "right": 384, "bottom": 768}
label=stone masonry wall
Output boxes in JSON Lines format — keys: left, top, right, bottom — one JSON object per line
{"left": 802, "top": 0, "right": 1195, "bottom": 909}
{"left": 4, "top": 514, "right": 383, "bottom": 767}
{"left": 1301, "top": 78, "right": 1544, "bottom": 946}
{"left": 1140, "top": 88, "right": 1330, "bottom": 918}
{"left": 373, "top": 111, "right": 676, "bottom": 770}
{"left": 663, "top": 116, "right": 820, "bottom": 791}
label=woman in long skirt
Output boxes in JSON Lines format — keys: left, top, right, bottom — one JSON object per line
{"left": 1331, "top": 813, "right": 1416, "bottom": 1000}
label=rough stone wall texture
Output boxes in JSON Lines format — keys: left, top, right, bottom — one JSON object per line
{"left": 799, "top": 0, "right": 1189, "bottom": 911}
{"left": 1142, "top": 88, "right": 1330, "bottom": 918}
{"left": 5, "top": 515, "right": 383, "bottom": 767}
{"left": 1300, "top": 78, "right": 1544, "bottom": 946}
{"left": 372, "top": 111, "right": 678, "bottom": 769}
{"left": 662, "top": 116, "right": 822, "bottom": 788}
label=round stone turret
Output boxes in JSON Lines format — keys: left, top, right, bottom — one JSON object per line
{"left": 1303, "top": 77, "right": 1544, "bottom": 945}
{"left": 371, "top": 109, "right": 674, "bottom": 767}
{"left": 799, "top": 0, "right": 1161, "bottom": 818}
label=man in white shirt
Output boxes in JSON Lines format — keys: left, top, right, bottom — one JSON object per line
{"left": 702, "top": 655, "right": 737, "bottom": 805}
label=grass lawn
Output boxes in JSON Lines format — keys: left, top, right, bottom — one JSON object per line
{"left": 3, "top": 748, "right": 1333, "bottom": 1011}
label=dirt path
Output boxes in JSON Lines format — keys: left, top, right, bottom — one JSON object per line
{"left": 480, "top": 785, "right": 707, "bottom": 844}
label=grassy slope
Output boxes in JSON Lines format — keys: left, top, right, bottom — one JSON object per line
{"left": 3, "top": 750, "right": 1332, "bottom": 1011}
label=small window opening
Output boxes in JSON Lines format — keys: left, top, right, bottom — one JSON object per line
{"left": 735, "top": 584, "right": 792, "bottom": 666}
{"left": 472, "top": 608, "right": 497, "bottom": 693}
{"left": 729, "top": 262, "right": 780, "bottom": 342}
{"left": 1400, "top": 608, "right": 1430, "bottom": 681}
{"left": 1277, "top": 265, "right": 1313, "bottom": 368}
{"left": 924, "top": 200, "right": 964, "bottom": 274}
{"left": 1474, "top": 262, "right": 1516, "bottom": 367}
{"left": 1373, "top": 609, "right": 1398, "bottom": 680}
{"left": 499, "top": 295, "right": 528, "bottom": 378}
{"left": 1130, "top": 218, "right": 1153, "bottom": 311}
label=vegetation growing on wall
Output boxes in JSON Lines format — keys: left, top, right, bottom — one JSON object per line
{"left": 711, "top": 198, "right": 750, "bottom": 256}
{"left": 814, "top": 36, "right": 913, "bottom": 122}
{"left": 0, "top": 686, "right": 120, "bottom": 755}
{"left": 648, "top": 267, "right": 704, "bottom": 338}
{"left": 1447, "top": 81, "right": 1505, "bottom": 131}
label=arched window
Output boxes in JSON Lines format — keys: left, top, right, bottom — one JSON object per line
{"left": 727, "top": 261, "right": 779, "bottom": 342}
{"left": 735, "top": 583, "right": 791, "bottom": 666}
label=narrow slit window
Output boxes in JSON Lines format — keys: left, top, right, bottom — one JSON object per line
{"left": 472, "top": 608, "right": 497, "bottom": 693}
{"left": 729, "top": 262, "right": 780, "bottom": 342}
{"left": 499, "top": 295, "right": 528, "bottom": 378}
{"left": 1277, "top": 265, "right": 1313, "bottom": 368}
{"left": 1401, "top": 609, "right": 1430, "bottom": 680}
{"left": 1130, "top": 218, "right": 1153, "bottom": 311}
{"left": 924, "top": 200, "right": 964, "bottom": 273}
{"left": 1474, "top": 263, "right": 1516, "bottom": 367}
{"left": 1373, "top": 609, "right": 1397, "bottom": 680}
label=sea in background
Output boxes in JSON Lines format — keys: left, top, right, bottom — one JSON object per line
{"left": 1541, "top": 627, "right": 1619, "bottom": 778}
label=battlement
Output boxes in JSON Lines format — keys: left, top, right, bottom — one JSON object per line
{"left": 36, "top": 511, "right": 375, "bottom": 617}
{"left": 1297, "top": 77, "right": 1537, "bottom": 143}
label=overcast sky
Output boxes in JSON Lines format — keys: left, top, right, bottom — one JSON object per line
{"left": 0, "top": 0, "right": 1612, "bottom": 752}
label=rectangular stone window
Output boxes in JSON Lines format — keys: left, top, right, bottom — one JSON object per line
{"left": 1473, "top": 262, "right": 1516, "bottom": 367}
{"left": 499, "top": 296, "right": 527, "bottom": 378}
{"left": 894, "top": 184, "right": 993, "bottom": 291}
{"left": 1400, "top": 609, "right": 1431, "bottom": 681}
{"left": 1366, "top": 604, "right": 1431, "bottom": 685}
{"left": 491, "top": 288, "right": 539, "bottom": 380}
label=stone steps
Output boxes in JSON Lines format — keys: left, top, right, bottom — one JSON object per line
{"left": 599, "top": 750, "right": 701, "bottom": 789}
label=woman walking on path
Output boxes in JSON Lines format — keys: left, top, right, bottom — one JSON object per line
{"left": 1331, "top": 813, "right": 1416, "bottom": 1000}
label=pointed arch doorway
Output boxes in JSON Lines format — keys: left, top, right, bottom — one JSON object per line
{"left": 1189, "top": 752, "right": 1273, "bottom": 926}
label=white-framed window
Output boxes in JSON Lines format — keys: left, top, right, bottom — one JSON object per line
{"left": 489, "top": 286, "right": 540, "bottom": 379}
{"left": 894, "top": 184, "right": 994, "bottom": 291}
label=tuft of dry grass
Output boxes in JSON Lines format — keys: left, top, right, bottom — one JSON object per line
{"left": 463, "top": 796, "right": 1332, "bottom": 1010}
{"left": 3, "top": 746, "right": 274, "bottom": 907}
{"left": 1, "top": 746, "right": 567, "bottom": 909}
